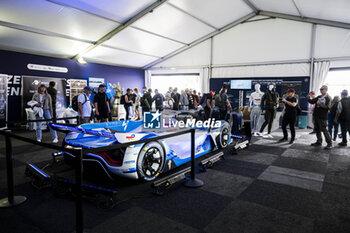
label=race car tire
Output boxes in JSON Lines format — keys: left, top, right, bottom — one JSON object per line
{"left": 216, "top": 124, "right": 230, "bottom": 149}
{"left": 137, "top": 141, "right": 166, "bottom": 181}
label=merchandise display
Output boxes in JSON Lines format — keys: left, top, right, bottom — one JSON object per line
{"left": 69, "top": 79, "right": 87, "bottom": 104}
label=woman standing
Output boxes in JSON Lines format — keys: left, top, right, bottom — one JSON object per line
{"left": 134, "top": 88, "right": 141, "bottom": 120}
{"left": 32, "top": 84, "right": 58, "bottom": 143}
{"left": 279, "top": 89, "right": 297, "bottom": 144}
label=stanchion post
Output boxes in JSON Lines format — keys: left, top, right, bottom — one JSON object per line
{"left": 183, "top": 128, "right": 204, "bottom": 188}
{"left": 75, "top": 148, "right": 84, "bottom": 233}
{"left": 0, "top": 130, "right": 27, "bottom": 208}
{"left": 76, "top": 116, "right": 81, "bottom": 125}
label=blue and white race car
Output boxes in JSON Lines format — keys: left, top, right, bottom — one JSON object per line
{"left": 51, "top": 112, "right": 230, "bottom": 181}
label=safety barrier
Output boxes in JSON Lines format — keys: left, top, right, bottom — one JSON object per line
{"left": 0, "top": 118, "right": 202, "bottom": 233}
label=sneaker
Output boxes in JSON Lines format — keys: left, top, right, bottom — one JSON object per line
{"left": 324, "top": 144, "right": 333, "bottom": 150}
{"left": 37, "top": 139, "right": 41, "bottom": 142}
{"left": 253, "top": 132, "right": 259, "bottom": 136}
{"left": 52, "top": 138, "right": 58, "bottom": 143}
{"left": 278, "top": 138, "right": 288, "bottom": 143}
{"left": 311, "top": 142, "right": 322, "bottom": 146}
{"left": 333, "top": 138, "right": 337, "bottom": 141}
{"left": 263, "top": 134, "right": 273, "bottom": 139}
{"left": 289, "top": 139, "right": 295, "bottom": 144}
{"left": 257, "top": 132, "right": 264, "bottom": 136}
{"left": 338, "top": 142, "right": 347, "bottom": 146}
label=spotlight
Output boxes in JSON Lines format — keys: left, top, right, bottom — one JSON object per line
{"left": 77, "top": 57, "right": 87, "bottom": 64}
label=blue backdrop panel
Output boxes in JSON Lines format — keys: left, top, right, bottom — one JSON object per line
{"left": 210, "top": 77, "right": 310, "bottom": 112}
{"left": 0, "top": 50, "right": 145, "bottom": 122}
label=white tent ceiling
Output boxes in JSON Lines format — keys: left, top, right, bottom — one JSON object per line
{"left": 1, "top": 0, "right": 350, "bottom": 69}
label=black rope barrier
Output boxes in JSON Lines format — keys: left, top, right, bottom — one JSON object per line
{"left": 0, "top": 122, "right": 204, "bottom": 232}
{"left": 5, "top": 116, "right": 80, "bottom": 124}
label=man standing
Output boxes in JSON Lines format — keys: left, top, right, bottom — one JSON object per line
{"left": 172, "top": 88, "right": 180, "bottom": 110}
{"left": 47, "top": 81, "right": 57, "bottom": 120}
{"left": 78, "top": 86, "right": 92, "bottom": 124}
{"left": 180, "top": 89, "right": 189, "bottom": 110}
{"left": 153, "top": 89, "right": 164, "bottom": 111}
{"left": 204, "top": 89, "right": 216, "bottom": 120}
{"left": 307, "top": 85, "right": 333, "bottom": 149}
{"left": 141, "top": 88, "right": 153, "bottom": 112}
{"left": 335, "top": 90, "right": 350, "bottom": 146}
{"left": 94, "top": 84, "right": 110, "bottom": 122}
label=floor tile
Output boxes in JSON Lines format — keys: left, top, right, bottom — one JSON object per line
{"left": 204, "top": 199, "right": 314, "bottom": 233}
{"left": 272, "top": 157, "right": 327, "bottom": 174}
{"left": 258, "top": 166, "right": 325, "bottom": 192}
{"left": 238, "top": 179, "right": 322, "bottom": 218}
{"left": 197, "top": 170, "right": 254, "bottom": 198}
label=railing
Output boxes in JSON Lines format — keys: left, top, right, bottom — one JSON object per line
{"left": 0, "top": 118, "right": 203, "bottom": 233}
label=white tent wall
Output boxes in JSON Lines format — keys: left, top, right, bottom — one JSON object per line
{"left": 212, "top": 63, "right": 310, "bottom": 78}
{"left": 213, "top": 18, "right": 312, "bottom": 65}
{"left": 314, "top": 25, "right": 350, "bottom": 58}
{"left": 153, "top": 39, "right": 211, "bottom": 68}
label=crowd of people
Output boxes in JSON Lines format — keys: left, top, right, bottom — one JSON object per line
{"left": 279, "top": 85, "right": 350, "bottom": 149}
{"left": 30, "top": 81, "right": 350, "bottom": 148}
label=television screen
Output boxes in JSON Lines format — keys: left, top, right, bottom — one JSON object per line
{"left": 230, "top": 80, "right": 252, "bottom": 90}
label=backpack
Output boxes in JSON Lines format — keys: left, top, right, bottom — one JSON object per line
{"left": 72, "top": 94, "right": 87, "bottom": 112}
{"left": 120, "top": 94, "right": 126, "bottom": 104}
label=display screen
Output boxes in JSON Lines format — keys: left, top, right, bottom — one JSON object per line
{"left": 230, "top": 80, "right": 252, "bottom": 90}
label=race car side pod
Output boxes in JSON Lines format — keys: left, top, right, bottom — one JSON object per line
{"left": 183, "top": 128, "right": 204, "bottom": 188}
{"left": 0, "top": 130, "right": 27, "bottom": 207}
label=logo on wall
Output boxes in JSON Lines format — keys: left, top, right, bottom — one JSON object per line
{"left": 143, "top": 111, "right": 161, "bottom": 129}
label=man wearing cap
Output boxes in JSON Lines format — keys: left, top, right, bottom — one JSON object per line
{"left": 335, "top": 90, "right": 350, "bottom": 146}
{"left": 307, "top": 85, "right": 333, "bottom": 149}
{"left": 279, "top": 89, "right": 298, "bottom": 144}
{"left": 78, "top": 86, "right": 92, "bottom": 124}
{"left": 94, "top": 84, "right": 110, "bottom": 122}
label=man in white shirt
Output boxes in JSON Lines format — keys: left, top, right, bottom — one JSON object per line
{"left": 78, "top": 86, "right": 92, "bottom": 124}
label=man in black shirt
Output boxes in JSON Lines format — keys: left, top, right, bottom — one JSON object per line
{"left": 279, "top": 89, "right": 297, "bottom": 144}
{"left": 94, "top": 84, "right": 110, "bottom": 122}
{"left": 141, "top": 88, "right": 153, "bottom": 112}
{"left": 204, "top": 89, "right": 216, "bottom": 120}
{"left": 335, "top": 90, "right": 350, "bottom": 146}
{"left": 123, "top": 88, "right": 134, "bottom": 120}
{"left": 47, "top": 81, "right": 57, "bottom": 120}
{"left": 307, "top": 85, "right": 332, "bottom": 149}
{"left": 153, "top": 89, "right": 164, "bottom": 111}
{"left": 172, "top": 88, "right": 180, "bottom": 110}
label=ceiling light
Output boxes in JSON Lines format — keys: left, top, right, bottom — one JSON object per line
{"left": 77, "top": 57, "right": 87, "bottom": 64}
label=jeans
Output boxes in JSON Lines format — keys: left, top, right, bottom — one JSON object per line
{"left": 124, "top": 105, "right": 130, "bottom": 120}
{"left": 250, "top": 107, "right": 261, "bottom": 133}
{"left": 36, "top": 109, "right": 57, "bottom": 141}
{"left": 314, "top": 118, "right": 332, "bottom": 145}
{"left": 328, "top": 114, "right": 339, "bottom": 139}
{"left": 340, "top": 120, "right": 350, "bottom": 143}
{"left": 282, "top": 115, "right": 296, "bottom": 140}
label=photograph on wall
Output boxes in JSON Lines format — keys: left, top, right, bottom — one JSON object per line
{"left": 68, "top": 79, "right": 87, "bottom": 104}
{"left": 22, "top": 76, "right": 67, "bottom": 120}
{"left": 89, "top": 77, "right": 105, "bottom": 92}
{"left": 0, "top": 74, "right": 8, "bottom": 128}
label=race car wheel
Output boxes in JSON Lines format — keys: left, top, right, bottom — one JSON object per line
{"left": 137, "top": 141, "right": 165, "bottom": 181}
{"left": 216, "top": 124, "right": 230, "bottom": 149}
